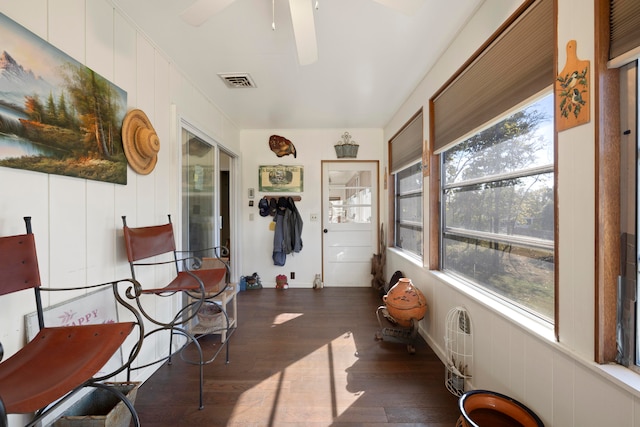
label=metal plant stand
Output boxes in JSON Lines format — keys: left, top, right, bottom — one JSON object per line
{"left": 374, "top": 305, "right": 420, "bottom": 354}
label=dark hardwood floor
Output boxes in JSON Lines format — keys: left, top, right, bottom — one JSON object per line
{"left": 133, "top": 287, "right": 460, "bottom": 426}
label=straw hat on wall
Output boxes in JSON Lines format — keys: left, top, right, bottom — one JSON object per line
{"left": 121, "top": 109, "right": 160, "bottom": 175}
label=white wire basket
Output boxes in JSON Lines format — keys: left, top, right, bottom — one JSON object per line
{"left": 445, "top": 306, "right": 473, "bottom": 397}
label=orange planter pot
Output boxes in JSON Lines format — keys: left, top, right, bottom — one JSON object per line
{"left": 382, "top": 278, "right": 427, "bottom": 328}
{"left": 457, "top": 390, "right": 544, "bottom": 427}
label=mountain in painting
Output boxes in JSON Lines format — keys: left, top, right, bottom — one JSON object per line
{"left": 0, "top": 50, "right": 55, "bottom": 111}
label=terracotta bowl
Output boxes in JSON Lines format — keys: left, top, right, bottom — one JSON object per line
{"left": 457, "top": 390, "right": 544, "bottom": 427}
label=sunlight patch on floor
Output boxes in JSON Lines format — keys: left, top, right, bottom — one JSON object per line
{"left": 271, "top": 312, "right": 303, "bottom": 326}
{"left": 230, "top": 332, "right": 362, "bottom": 424}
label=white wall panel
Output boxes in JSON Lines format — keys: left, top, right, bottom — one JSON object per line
{"left": 556, "top": 0, "right": 596, "bottom": 361}
{"left": 86, "top": 181, "right": 116, "bottom": 284}
{"left": 0, "top": 168, "right": 48, "bottom": 236}
{"left": 552, "top": 351, "right": 575, "bottom": 427}
{"left": 86, "top": 0, "right": 114, "bottom": 79}
{"left": 135, "top": 33, "right": 155, "bottom": 124}
{"left": 114, "top": 12, "right": 137, "bottom": 106}
{"left": 0, "top": 0, "right": 47, "bottom": 40}
{"left": 490, "top": 317, "right": 511, "bottom": 392}
{"left": 573, "top": 364, "right": 633, "bottom": 426}
{"left": 48, "top": 0, "right": 84, "bottom": 63}
{"left": 49, "top": 175, "right": 86, "bottom": 302}
{"left": 508, "top": 327, "right": 526, "bottom": 397}
{"left": 133, "top": 34, "right": 158, "bottom": 225}
{"left": 113, "top": 12, "right": 138, "bottom": 279}
{"left": 523, "top": 338, "right": 553, "bottom": 425}
{"left": 469, "top": 302, "right": 491, "bottom": 387}
{"left": 634, "top": 397, "right": 640, "bottom": 427}
{"left": 557, "top": 123, "right": 596, "bottom": 358}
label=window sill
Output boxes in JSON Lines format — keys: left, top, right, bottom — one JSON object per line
{"left": 547, "top": 342, "right": 640, "bottom": 399}
{"left": 387, "top": 247, "right": 424, "bottom": 268}
{"left": 594, "top": 362, "right": 640, "bottom": 397}
{"left": 429, "top": 270, "right": 556, "bottom": 343}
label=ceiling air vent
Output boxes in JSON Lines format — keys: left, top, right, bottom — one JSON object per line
{"left": 218, "top": 73, "right": 257, "bottom": 89}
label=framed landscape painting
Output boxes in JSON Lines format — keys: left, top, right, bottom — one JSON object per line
{"left": 0, "top": 12, "right": 128, "bottom": 184}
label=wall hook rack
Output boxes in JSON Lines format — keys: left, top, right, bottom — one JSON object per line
{"left": 262, "top": 195, "right": 301, "bottom": 202}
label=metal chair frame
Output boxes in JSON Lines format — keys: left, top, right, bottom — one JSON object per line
{"left": 121, "top": 215, "right": 232, "bottom": 410}
{"left": 0, "top": 217, "right": 145, "bottom": 427}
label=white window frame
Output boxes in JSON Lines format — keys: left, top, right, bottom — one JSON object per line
{"left": 393, "top": 161, "right": 423, "bottom": 259}
{"left": 439, "top": 91, "right": 555, "bottom": 322}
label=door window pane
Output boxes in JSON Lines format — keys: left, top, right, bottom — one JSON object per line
{"left": 328, "top": 170, "right": 372, "bottom": 224}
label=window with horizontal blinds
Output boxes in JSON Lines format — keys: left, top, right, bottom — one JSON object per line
{"left": 610, "top": 0, "right": 640, "bottom": 60}
{"left": 390, "top": 111, "right": 423, "bottom": 173}
{"left": 432, "top": 0, "right": 553, "bottom": 153}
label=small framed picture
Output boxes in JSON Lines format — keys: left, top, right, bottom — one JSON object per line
{"left": 258, "top": 165, "right": 303, "bottom": 192}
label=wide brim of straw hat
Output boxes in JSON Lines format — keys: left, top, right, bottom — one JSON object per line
{"left": 122, "top": 109, "right": 160, "bottom": 175}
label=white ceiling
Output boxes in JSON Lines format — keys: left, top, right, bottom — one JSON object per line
{"left": 111, "top": 0, "right": 485, "bottom": 130}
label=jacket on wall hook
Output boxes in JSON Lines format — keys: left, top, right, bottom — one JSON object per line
{"left": 273, "top": 197, "right": 303, "bottom": 266}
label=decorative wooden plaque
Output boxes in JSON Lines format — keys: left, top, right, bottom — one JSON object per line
{"left": 556, "top": 40, "right": 590, "bottom": 131}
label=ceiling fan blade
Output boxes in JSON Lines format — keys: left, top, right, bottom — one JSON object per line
{"left": 371, "top": 0, "right": 425, "bottom": 15}
{"left": 288, "top": 0, "right": 318, "bottom": 65}
{"left": 180, "top": 0, "right": 237, "bottom": 27}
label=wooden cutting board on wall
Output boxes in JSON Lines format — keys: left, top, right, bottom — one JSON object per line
{"left": 556, "top": 40, "right": 590, "bottom": 131}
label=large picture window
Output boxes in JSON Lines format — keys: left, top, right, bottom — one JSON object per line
{"left": 430, "top": 0, "right": 554, "bottom": 323}
{"left": 441, "top": 93, "right": 554, "bottom": 320}
{"left": 390, "top": 111, "right": 423, "bottom": 259}
{"left": 395, "top": 162, "right": 423, "bottom": 257}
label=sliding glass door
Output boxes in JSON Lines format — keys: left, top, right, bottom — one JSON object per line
{"left": 182, "top": 128, "right": 219, "bottom": 255}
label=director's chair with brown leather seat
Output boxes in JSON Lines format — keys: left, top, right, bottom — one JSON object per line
{"left": 121, "top": 214, "right": 232, "bottom": 410}
{"left": 0, "top": 217, "right": 144, "bottom": 427}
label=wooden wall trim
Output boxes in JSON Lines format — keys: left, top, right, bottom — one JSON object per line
{"left": 594, "top": 0, "right": 621, "bottom": 364}
{"left": 428, "top": 100, "right": 440, "bottom": 270}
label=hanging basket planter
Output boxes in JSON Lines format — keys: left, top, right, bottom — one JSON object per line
{"left": 334, "top": 132, "right": 359, "bottom": 158}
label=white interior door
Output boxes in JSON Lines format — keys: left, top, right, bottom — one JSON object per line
{"left": 322, "top": 161, "right": 378, "bottom": 287}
